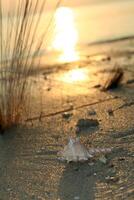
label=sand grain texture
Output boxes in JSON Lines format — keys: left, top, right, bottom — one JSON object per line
{"left": 0, "top": 39, "right": 134, "bottom": 200}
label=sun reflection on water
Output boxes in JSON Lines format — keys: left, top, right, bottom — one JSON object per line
{"left": 53, "top": 7, "right": 79, "bottom": 62}
{"left": 59, "top": 68, "right": 89, "bottom": 83}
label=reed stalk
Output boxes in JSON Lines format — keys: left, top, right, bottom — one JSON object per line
{"left": 0, "top": 0, "right": 60, "bottom": 131}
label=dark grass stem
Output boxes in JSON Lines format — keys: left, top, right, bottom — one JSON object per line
{"left": 0, "top": 0, "right": 61, "bottom": 130}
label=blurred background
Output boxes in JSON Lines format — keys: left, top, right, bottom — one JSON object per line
{"left": 2, "top": 0, "right": 134, "bottom": 63}
{"left": 44, "top": 0, "right": 134, "bottom": 63}
{"left": 48, "top": 0, "right": 134, "bottom": 62}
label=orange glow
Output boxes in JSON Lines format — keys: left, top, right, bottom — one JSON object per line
{"left": 53, "top": 7, "right": 79, "bottom": 62}
{"left": 59, "top": 68, "right": 89, "bottom": 83}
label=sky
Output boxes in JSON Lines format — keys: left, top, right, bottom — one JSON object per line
{"left": 60, "top": 0, "right": 130, "bottom": 7}
{"left": 3, "top": 0, "right": 131, "bottom": 12}
{"left": 2, "top": 0, "right": 132, "bottom": 16}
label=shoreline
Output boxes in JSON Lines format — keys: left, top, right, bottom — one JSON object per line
{"left": 87, "top": 35, "right": 134, "bottom": 46}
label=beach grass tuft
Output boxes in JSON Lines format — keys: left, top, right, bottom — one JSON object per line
{"left": 0, "top": 0, "right": 60, "bottom": 131}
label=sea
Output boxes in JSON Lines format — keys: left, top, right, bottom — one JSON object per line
{"left": 1, "top": 0, "right": 134, "bottom": 64}
{"left": 42, "top": 0, "right": 134, "bottom": 64}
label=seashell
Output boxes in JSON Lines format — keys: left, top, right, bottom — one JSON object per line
{"left": 58, "top": 137, "right": 93, "bottom": 162}
{"left": 88, "top": 147, "right": 112, "bottom": 155}
{"left": 58, "top": 137, "right": 113, "bottom": 163}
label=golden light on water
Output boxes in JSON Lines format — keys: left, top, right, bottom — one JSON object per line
{"left": 59, "top": 68, "right": 89, "bottom": 83}
{"left": 53, "top": 7, "right": 79, "bottom": 62}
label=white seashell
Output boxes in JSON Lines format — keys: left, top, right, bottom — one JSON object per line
{"left": 88, "top": 148, "right": 112, "bottom": 155}
{"left": 58, "top": 137, "right": 93, "bottom": 162}
{"left": 58, "top": 137, "right": 113, "bottom": 163}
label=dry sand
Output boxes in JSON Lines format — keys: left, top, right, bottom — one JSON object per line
{"left": 0, "top": 38, "right": 134, "bottom": 200}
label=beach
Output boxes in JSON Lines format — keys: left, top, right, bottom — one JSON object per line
{"left": 0, "top": 37, "right": 134, "bottom": 199}
{"left": 0, "top": 0, "right": 134, "bottom": 199}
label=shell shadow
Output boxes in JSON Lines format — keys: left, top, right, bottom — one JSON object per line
{"left": 57, "top": 146, "right": 131, "bottom": 200}
{"left": 58, "top": 162, "right": 96, "bottom": 200}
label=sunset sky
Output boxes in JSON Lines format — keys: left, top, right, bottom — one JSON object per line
{"left": 3, "top": 0, "right": 131, "bottom": 12}
{"left": 60, "top": 0, "right": 129, "bottom": 7}
{"left": 7, "top": 0, "right": 128, "bottom": 8}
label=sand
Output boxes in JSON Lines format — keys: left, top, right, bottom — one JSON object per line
{"left": 0, "top": 38, "right": 134, "bottom": 200}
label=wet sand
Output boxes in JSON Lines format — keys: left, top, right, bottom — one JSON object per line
{"left": 0, "top": 38, "right": 134, "bottom": 200}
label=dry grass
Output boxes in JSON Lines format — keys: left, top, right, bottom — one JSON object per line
{"left": 0, "top": 0, "right": 61, "bottom": 131}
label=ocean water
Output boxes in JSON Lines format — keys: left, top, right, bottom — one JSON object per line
{"left": 1, "top": 0, "right": 134, "bottom": 64}
{"left": 73, "top": 0, "right": 134, "bottom": 44}
{"left": 42, "top": 0, "right": 134, "bottom": 63}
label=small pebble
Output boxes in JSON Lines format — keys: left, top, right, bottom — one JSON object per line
{"left": 44, "top": 75, "right": 48, "bottom": 80}
{"left": 7, "top": 188, "right": 12, "bottom": 192}
{"left": 107, "top": 109, "right": 114, "bottom": 116}
{"left": 88, "top": 110, "right": 96, "bottom": 116}
{"left": 103, "top": 56, "right": 111, "bottom": 61}
{"left": 93, "top": 84, "right": 101, "bottom": 88}
{"left": 108, "top": 163, "right": 114, "bottom": 168}
{"left": 118, "top": 157, "right": 125, "bottom": 161}
{"left": 62, "top": 112, "right": 73, "bottom": 119}
{"left": 88, "top": 162, "right": 94, "bottom": 166}
{"left": 74, "top": 196, "right": 80, "bottom": 200}
{"left": 99, "top": 155, "right": 107, "bottom": 164}
{"left": 47, "top": 87, "right": 51, "bottom": 91}
{"left": 105, "top": 176, "right": 119, "bottom": 184}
